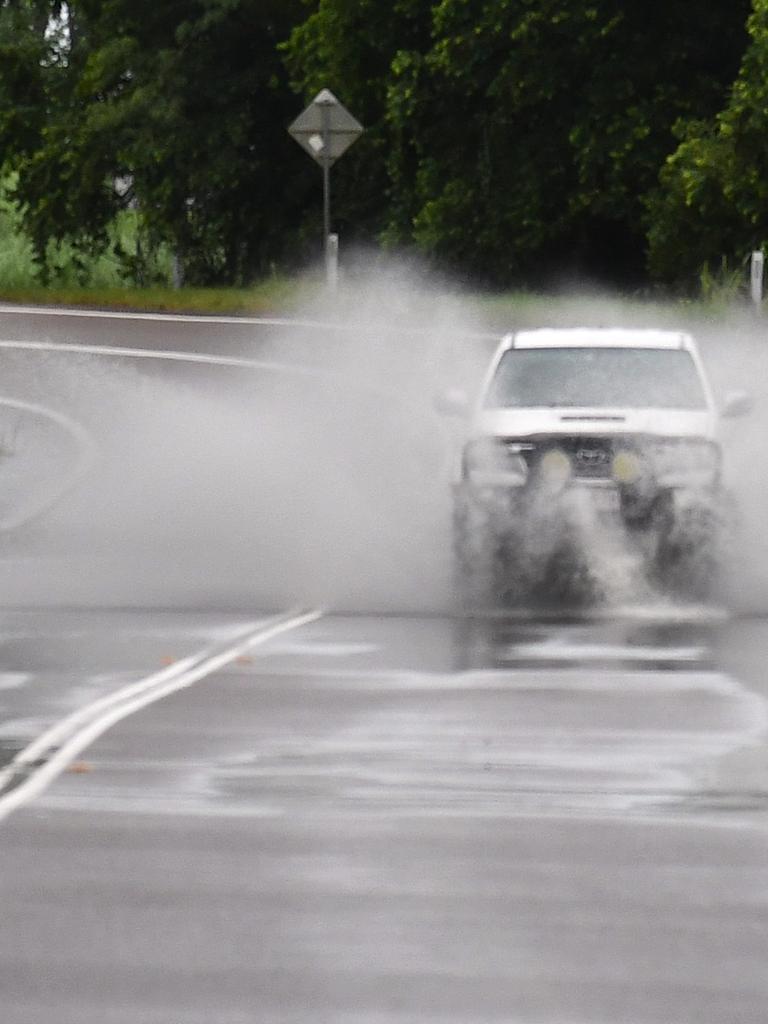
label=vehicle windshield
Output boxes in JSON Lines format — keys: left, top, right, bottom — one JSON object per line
{"left": 484, "top": 347, "right": 708, "bottom": 410}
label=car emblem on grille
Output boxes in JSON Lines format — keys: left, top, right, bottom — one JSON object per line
{"left": 575, "top": 448, "right": 608, "bottom": 465}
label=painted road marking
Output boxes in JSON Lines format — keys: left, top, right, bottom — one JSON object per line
{"left": 0, "top": 608, "right": 322, "bottom": 823}
{"left": 0, "top": 306, "right": 345, "bottom": 328}
{"left": 0, "top": 338, "right": 455, "bottom": 479}
{"left": 0, "top": 303, "right": 499, "bottom": 339}
{"left": 0, "top": 395, "right": 98, "bottom": 531}
{"left": 0, "top": 337, "right": 330, "bottom": 371}
{"left": 0, "top": 334, "right": 448, "bottom": 415}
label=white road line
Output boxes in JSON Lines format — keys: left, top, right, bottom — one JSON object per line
{"left": 0, "top": 336, "right": 324, "bottom": 370}
{"left": 0, "top": 607, "right": 322, "bottom": 823}
{"left": 0, "top": 334, "right": 438, "bottom": 405}
{"left": 0, "top": 305, "right": 331, "bottom": 328}
{"left": 0, "top": 337, "right": 456, "bottom": 478}
{"left": 0, "top": 395, "right": 98, "bottom": 531}
{"left": 0, "top": 303, "right": 500, "bottom": 340}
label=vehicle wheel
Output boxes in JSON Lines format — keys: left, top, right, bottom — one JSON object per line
{"left": 452, "top": 499, "right": 498, "bottom": 612}
{"left": 655, "top": 506, "right": 719, "bottom": 601}
{"left": 534, "top": 538, "right": 601, "bottom": 606}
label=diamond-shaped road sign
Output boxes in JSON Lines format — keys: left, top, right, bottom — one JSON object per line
{"left": 288, "top": 89, "right": 364, "bottom": 167}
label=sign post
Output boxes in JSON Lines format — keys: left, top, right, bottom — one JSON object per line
{"left": 288, "top": 89, "right": 364, "bottom": 290}
{"left": 751, "top": 250, "right": 764, "bottom": 312}
{"left": 326, "top": 233, "right": 339, "bottom": 291}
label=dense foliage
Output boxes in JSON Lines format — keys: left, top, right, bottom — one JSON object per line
{"left": 647, "top": 0, "right": 768, "bottom": 285}
{"left": 0, "top": 0, "right": 316, "bottom": 285}
{"left": 0, "top": 0, "right": 763, "bottom": 288}
{"left": 285, "top": 0, "right": 750, "bottom": 287}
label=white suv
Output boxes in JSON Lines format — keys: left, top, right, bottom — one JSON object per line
{"left": 449, "top": 328, "right": 750, "bottom": 605}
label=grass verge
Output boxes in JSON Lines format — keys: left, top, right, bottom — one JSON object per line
{"left": 0, "top": 278, "right": 316, "bottom": 317}
{"left": 0, "top": 280, "right": 757, "bottom": 324}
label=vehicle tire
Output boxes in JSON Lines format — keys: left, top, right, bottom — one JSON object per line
{"left": 655, "top": 504, "right": 719, "bottom": 601}
{"left": 452, "top": 496, "right": 498, "bottom": 612}
{"left": 533, "top": 535, "right": 600, "bottom": 606}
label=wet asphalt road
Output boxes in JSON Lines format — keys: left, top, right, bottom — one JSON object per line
{"left": 0, "top": 307, "right": 766, "bottom": 1022}
{"left": 0, "top": 304, "right": 306, "bottom": 352}
{"left": 0, "top": 609, "right": 767, "bottom": 1023}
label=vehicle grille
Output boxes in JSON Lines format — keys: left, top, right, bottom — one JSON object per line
{"left": 511, "top": 437, "right": 630, "bottom": 480}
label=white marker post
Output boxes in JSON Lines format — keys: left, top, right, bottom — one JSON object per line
{"left": 288, "top": 90, "right": 364, "bottom": 291}
{"left": 750, "top": 250, "right": 764, "bottom": 312}
{"left": 326, "top": 233, "right": 339, "bottom": 291}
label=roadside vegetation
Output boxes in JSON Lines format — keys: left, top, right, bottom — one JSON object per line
{"left": 1, "top": 1, "right": 768, "bottom": 300}
{"left": 0, "top": 184, "right": 312, "bottom": 314}
{"left": 0, "top": 189, "right": 756, "bottom": 319}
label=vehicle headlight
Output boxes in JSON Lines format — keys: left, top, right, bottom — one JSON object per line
{"left": 537, "top": 447, "right": 572, "bottom": 489}
{"left": 652, "top": 439, "right": 720, "bottom": 487}
{"left": 611, "top": 449, "right": 644, "bottom": 485}
{"left": 463, "top": 439, "right": 528, "bottom": 486}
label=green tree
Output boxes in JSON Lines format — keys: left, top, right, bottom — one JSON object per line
{"left": 287, "top": 0, "right": 750, "bottom": 286}
{"left": 647, "top": 0, "right": 768, "bottom": 286}
{"left": 1, "top": 0, "right": 315, "bottom": 285}
{"left": 0, "top": 1, "right": 56, "bottom": 160}
{"left": 0, "top": 0, "right": 757, "bottom": 288}
{"left": 389, "top": 0, "right": 750, "bottom": 285}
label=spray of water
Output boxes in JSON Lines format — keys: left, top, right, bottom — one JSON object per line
{"left": 0, "top": 259, "right": 766, "bottom": 615}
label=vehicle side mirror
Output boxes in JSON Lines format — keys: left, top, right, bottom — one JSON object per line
{"left": 433, "top": 387, "right": 470, "bottom": 417}
{"left": 722, "top": 390, "right": 753, "bottom": 418}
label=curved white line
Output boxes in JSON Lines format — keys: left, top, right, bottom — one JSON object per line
{"left": 0, "top": 607, "right": 322, "bottom": 823}
{"left": 0, "top": 304, "right": 333, "bottom": 328}
{"left": 0, "top": 337, "right": 430, "bottom": 405}
{"left": 0, "top": 396, "right": 98, "bottom": 531}
{"left": 0, "top": 336, "right": 310, "bottom": 368}
{"left": 0, "top": 337, "right": 457, "bottom": 482}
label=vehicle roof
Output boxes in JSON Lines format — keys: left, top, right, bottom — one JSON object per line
{"left": 504, "top": 328, "right": 693, "bottom": 351}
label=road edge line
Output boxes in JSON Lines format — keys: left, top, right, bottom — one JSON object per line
{"left": 0, "top": 607, "right": 322, "bottom": 824}
{"left": 0, "top": 304, "right": 501, "bottom": 340}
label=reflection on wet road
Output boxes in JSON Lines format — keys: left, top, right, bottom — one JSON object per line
{"left": 3, "top": 608, "right": 762, "bottom": 826}
{"left": 454, "top": 608, "right": 721, "bottom": 671}
{"left": 1, "top": 607, "right": 768, "bottom": 1024}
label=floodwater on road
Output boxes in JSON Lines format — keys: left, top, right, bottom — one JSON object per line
{"left": 1, "top": 290, "right": 768, "bottom": 1022}
{"left": 0, "top": 607, "right": 767, "bottom": 1024}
